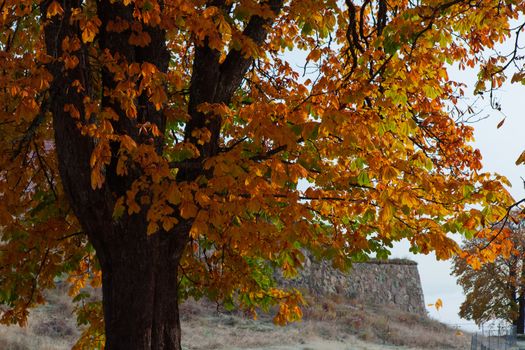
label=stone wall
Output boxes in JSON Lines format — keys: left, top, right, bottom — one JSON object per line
{"left": 280, "top": 255, "right": 426, "bottom": 315}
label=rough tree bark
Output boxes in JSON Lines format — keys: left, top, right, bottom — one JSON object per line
{"left": 41, "top": 0, "right": 283, "bottom": 349}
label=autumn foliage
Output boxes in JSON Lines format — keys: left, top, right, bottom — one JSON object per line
{"left": 0, "top": 0, "right": 522, "bottom": 349}
{"left": 453, "top": 217, "right": 525, "bottom": 332}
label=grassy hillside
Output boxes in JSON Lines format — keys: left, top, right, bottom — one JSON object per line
{"left": 0, "top": 284, "right": 470, "bottom": 350}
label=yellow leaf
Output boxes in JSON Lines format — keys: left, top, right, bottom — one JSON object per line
{"left": 379, "top": 201, "right": 394, "bottom": 222}
{"left": 382, "top": 165, "right": 399, "bottom": 181}
{"left": 435, "top": 298, "right": 443, "bottom": 311}
{"left": 218, "top": 16, "right": 231, "bottom": 36}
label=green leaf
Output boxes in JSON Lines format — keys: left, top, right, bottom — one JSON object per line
{"left": 73, "top": 291, "right": 91, "bottom": 303}
{"left": 142, "top": 1, "right": 153, "bottom": 11}
{"left": 462, "top": 185, "right": 474, "bottom": 199}
{"left": 301, "top": 22, "right": 313, "bottom": 36}
{"left": 384, "top": 35, "right": 401, "bottom": 55}
{"left": 112, "top": 197, "right": 125, "bottom": 219}
{"left": 423, "top": 85, "right": 441, "bottom": 99}
{"left": 357, "top": 171, "right": 370, "bottom": 186}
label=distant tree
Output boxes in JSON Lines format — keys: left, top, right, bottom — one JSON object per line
{"left": 453, "top": 219, "right": 525, "bottom": 333}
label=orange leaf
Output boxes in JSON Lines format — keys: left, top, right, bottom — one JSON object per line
{"left": 47, "top": 1, "right": 64, "bottom": 18}
{"left": 180, "top": 202, "right": 198, "bottom": 219}
{"left": 435, "top": 298, "right": 443, "bottom": 311}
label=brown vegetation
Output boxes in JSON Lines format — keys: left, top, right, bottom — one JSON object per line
{"left": 0, "top": 286, "right": 469, "bottom": 350}
{"left": 0, "top": 283, "right": 79, "bottom": 350}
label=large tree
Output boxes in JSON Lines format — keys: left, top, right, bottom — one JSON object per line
{"left": 0, "top": 0, "right": 521, "bottom": 349}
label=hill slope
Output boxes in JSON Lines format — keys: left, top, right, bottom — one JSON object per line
{"left": 0, "top": 285, "right": 469, "bottom": 350}
{"left": 180, "top": 295, "right": 469, "bottom": 350}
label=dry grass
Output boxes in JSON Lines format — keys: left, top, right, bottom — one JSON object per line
{"left": 0, "top": 283, "right": 79, "bottom": 350}
{"left": 302, "top": 295, "right": 470, "bottom": 349}
{"left": 0, "top": 287, "right": 469, "bottom": 350}
{"left": 179, "top": 295, "right": 470, "bottom": 350}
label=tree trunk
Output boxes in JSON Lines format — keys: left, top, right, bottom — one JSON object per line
{"left": 41, "top": 1, "right": 185, "bottom": 348}
{"left": 516, "top": 291, "right": 525, "bottom": 334}
{"left": 518, "top": 260, "right": 525, "bottom": 334}
{"left": 101, "top": 226, "right": 185, "bottom": 349}
{"left": 40, "top": 0, "right": 283, "bottom": 348}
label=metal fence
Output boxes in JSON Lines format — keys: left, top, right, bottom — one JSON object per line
{"left": 471, "top": 324, "right": 517, "bottom": 350}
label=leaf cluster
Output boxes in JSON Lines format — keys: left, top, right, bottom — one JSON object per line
{"left": 0, "top": 0, "right": 524, "bottom": 346}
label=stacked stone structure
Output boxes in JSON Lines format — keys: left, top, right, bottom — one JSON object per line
{"left": 280, "top": 255, "right": 426, "bottom": 315}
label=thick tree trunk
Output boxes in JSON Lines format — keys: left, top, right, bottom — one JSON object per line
{"left": 41, "top": 1, "right": 185, "bottom": 348}
{"left": 41, "top": 0, "right": 283, "bottom": 348}
{"left": 101, "top": 226, "right": 185, "bottom": 349}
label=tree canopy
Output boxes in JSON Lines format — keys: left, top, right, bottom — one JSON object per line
{"left": 453, "top": 217, "right": 525, "bottom": 332}
{"left": 0, "top": 0, "right": 522, "bottom": 348}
